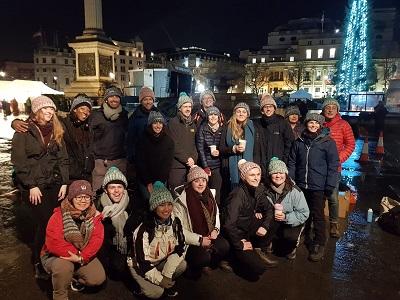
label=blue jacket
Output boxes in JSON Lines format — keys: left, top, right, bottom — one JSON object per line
{"left": 196, "top": 123, "right": 222, "bottom": 170}
{"left": 288, "top": 129, "right": 339, "bottom": 191}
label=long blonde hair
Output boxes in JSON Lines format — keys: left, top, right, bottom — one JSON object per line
{"left": 34, "top": 110, "right": 64, "bottom": 147}
{"left": 227, "top": 115, "right": 248, "bottom": 141}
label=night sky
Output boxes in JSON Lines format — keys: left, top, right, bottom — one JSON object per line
{"left": 0, "top": 0, "right": 399, "bottom": 62}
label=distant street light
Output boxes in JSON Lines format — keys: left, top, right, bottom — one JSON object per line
{"left": 53, "top": 76, "right": 58, "bottom": 90}
{"left": 109, "top": 72, "right": 115, "bottom": 80}
{"left": 0, "top": 71, "right": 6, "bottom": 78}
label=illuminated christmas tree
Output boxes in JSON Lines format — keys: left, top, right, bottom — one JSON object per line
{"left": 336, "top": 0, "right": 376, "bottom": 98}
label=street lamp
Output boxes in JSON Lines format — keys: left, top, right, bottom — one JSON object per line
{"left": 0, "top": 71, "right": 6, "bottom": 78}
{"left": 53, "top": 76, "right": 58, "bottom": 90}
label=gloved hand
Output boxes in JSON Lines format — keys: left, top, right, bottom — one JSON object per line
{"left": 324, "top": 189, "right": 333, "bottom": 197}
{"left": 204, "top": 167, "right": 212, "bottom": 176}
{"left": 159, "top": 276, "right": 175, "bottom": 289}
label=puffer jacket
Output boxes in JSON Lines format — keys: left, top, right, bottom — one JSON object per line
{"left": 323, "top": 113, "right": 355, "bottom": 168}
{"left": 265, "top": 181, "right": 309, "bottom": 227}
{"left": 223, "top": 182, "right": 273, "bottom": 250}
{"left": 11, "top": 122, "right": 69, "bottom": 190}
{"left": 288, "top": 129, "right": 339, "bottom": 191}
{"left": 196, "top": 122, "right": 223, "bottom": 170}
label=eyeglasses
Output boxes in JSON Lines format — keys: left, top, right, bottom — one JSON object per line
{"left": 74, "top": 195, "right": 92, "bottom": 202}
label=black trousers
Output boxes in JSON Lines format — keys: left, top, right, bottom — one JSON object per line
{"left": 302, "top": 189, "right": 326, "bottom": 246}
{"left": 23, "top": 185, "right": 60, "bottom": 263}
{"left": 168, "top": 167, "right": 187, "bottom": 190}
{"left": 265, "top": 220, "right": 304, "bottom": 252}
{"left": 186, "top": 235, "right": 230, "bottom": 269}
{"left": 209, "top": 167, "right": 222, "bottom": 206}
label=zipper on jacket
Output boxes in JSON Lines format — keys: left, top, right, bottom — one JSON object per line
{"left": 305, "top": 145, "right": 310, "bottom": 189}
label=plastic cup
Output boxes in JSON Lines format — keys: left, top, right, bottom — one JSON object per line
{"left": 209, "top": 145, "right": 217, "bottom": 152}
{"left": 239, "top": 139, "right": 246, "bottom": 150}
{"left": 274, "top": 203, "right": 284, "bottom": 217}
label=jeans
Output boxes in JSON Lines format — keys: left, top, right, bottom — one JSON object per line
{"left": 327, "top": 173, "right": 341, "bottom": 223}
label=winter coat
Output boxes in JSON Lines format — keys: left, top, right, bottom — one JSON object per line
{"left": 254, "top": 114, "right": 295, "bottom": 167}
{"left": 132, "top": 213, "right": 198, "bottom": 284}
{"left": 89, "top": 107, "right": 128, "bottom": 160}
{"left": 135, "top": 127, "right": 175, "bottom": 185}
{"left": 290, "top": 122, "right": 305, "bottom": 140}
{"left": 223, "top": 182, "right": 273, "bottom": 250}
{"left": 288, "top": 129, "right": 339, "bottom": 191}
{"left": 168, "top": 115, "right": 198, "bottom": 170}
{"left": 11, "top": 123, "right": 69, "bottom": 190}
{"left": 323, "top": 113, "right": 355, "bottom": 168}
{"left": 196, "top": 123, "right": 223, "bottom": 170}
{"left": 61, "top": 115, "right": 93, "bottom": 182}
{"left": 127, "top": 105, "right": 159, "bottom": 162}
{"left": 41, "top": 207, "right": 104, "bottom": 264}
{"left": 265, "top": 181, "right": 309, "bottom": 227}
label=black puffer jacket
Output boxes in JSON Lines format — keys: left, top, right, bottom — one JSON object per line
{"left": 11, "top": 122, "right": 69, "bottom": 190}
{"left": 61, "top": 114, "right": 93, "bottom": 182}
{"left": 196, "top": 122, "right": 222, "bottom": 170}
{"left": 223, "top": 182, "right": 273, "bottom": 250}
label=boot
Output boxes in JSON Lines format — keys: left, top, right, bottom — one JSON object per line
{"left": 330, "top": 222, "right": 340, "bottom": 238}
{"left": 255, "top": 248, "right": 279, "bottom": 268}
{"left": 308, "top": 245, "right": 325, "bottom": 262}
{"left": 286, "top": 248, "right": 297, "bottom": 260}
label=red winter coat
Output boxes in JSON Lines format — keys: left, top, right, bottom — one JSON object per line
{"left": 324, "top": 114, "right": 355, "bottom": 170}
{"left": 42, "top": 207, "right": 104, "bottom": 264}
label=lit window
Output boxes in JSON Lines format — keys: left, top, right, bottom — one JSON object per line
{"left": 184, "top": 57, "right": 189, "bottom": 67}
{"left": 196, "top": 58, "right": 201, "bottom": 67}
{"left": 315, "top": 87, "right": 321, "bottom": 92}
{"left": 290, "top": 56, "right": 295, "bottom": 62}
{"left": 261, "top": 57, "right": 265, "bottom": 63}
{"left": 329, "top": 48, "right": 336, "bottom": 58}
{"left": 318, "top": 49, "right": 324, "bottom": 59}
{"left": 306, "top": 49, "right": 312, "bottom": 59}
{"left": 252, "top": 58, "right": 256, "bottom": 64}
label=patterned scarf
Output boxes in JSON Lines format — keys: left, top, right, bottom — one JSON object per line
{"left": 100, "top": 190, "right": 129, "bottom": 254}
{"left": 103, "top": 103, "right": 122, "bottom": 121}
{"left": 61, "top": 198, "right": 96, "bottom": 250}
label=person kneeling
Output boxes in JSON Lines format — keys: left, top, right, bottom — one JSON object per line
{"left": 41, "top": 180, "right": 106, "bottom": 300}
{"left": 223, "top": 160, "right": 277, "bottom": 280}
{"left": 128, "top": 182, "right": 191, "bottom": 299}
{"left": 264, "top": 158, "right": 309, "bottom": 260}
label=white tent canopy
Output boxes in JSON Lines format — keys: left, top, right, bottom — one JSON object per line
{"left": 0, "top": 80, "right": 63, "bottom": 102}
{"left": 289, "top": 89, "right": 312, "bottom": 101}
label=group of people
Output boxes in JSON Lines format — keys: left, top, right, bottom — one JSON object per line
{"left": 11, "top": 87, "right": 355, "bottom": 299}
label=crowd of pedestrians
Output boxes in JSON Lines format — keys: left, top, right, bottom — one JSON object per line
{"left": 11, "top": 87, "right": 355, "bottom": 299}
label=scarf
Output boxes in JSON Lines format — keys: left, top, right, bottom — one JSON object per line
{"left": 31, "top": 118, "right": 53, "bottom": 147}
{"left": 61, "top": 198, "right": 96, "bottom": 250}
{"left": 103, "top": 103, "right": 122, "bottom": 121}
{"left": 226, "top": 119, "right": 255, "bottom": 186}
{"left": 178, "top": 111, "right": 193, "bottom": 125}
{"left": 69, "top": 113, "right": 90, "bottom": 144}
{"left": 185, "top": 185, "right": 216, "bottom": 236}
{"left": 100, "top": 190, "right": 129, "bottom": 254}
{"left": 208, "top": 122, "right": 220, "bottom": 133}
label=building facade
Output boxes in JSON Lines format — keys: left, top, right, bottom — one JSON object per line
{"left": 0, "top": 61, "right": 35, "bottom": 81}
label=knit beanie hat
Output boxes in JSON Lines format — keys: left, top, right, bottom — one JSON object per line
{"left": 31, "top": 95, "right": 57, "bottom": 114}
{"left": 104, "top": 87, "right": 122, "bottom": 101}
{"left": 304, "top": 112, "right": 325, "bottom": 126}
{"left": 321, "top": 98, "right": 340, "bottom": 111}
{"left": 149, "top": 181, "right": 174, "bottom": 211}
{"left": 268, "top": 157, "right": 288, "bottom": 175}
{"left": 177, "top": 92, "right": 193, "bottom": 109}
{"left": 285, "top": 105, "right": 301, "bottom": 118}
{"left": 70, "top": 95, "right": 92, "bottom": 112}
{"left": 260, "top": 94, "right": 277, "bottom": 110}
{"left": 233, "top": 102, "right": 250, "bottom": 117}
{"left": 187, "top": 165, "right": 209, "bottom": 183}
{"left": 139, "top": 86, "right": 155, "bottom": 103}
{"left": 205, "top": 106, "right": 221, "bottom": 117}
{"left": 102, "top": 166, "right": 128, "bottom": 189}
{"left": 67, "top": 180, "right": 93, "bottom": 200}
{"left": 147, "top": 111, "right": 165, "bottom": 125}
{"left": 199, "top": 90, "right": 216, "bottom": 105}
{"left": 238, "top": 159, "right": 261, "bottom": 180}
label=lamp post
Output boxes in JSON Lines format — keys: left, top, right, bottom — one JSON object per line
{"left": 53, "top": 76, "right": 58, "bottom": 90}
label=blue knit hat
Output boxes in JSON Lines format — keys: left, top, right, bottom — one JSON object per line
{"left": 177, "top": 92, "right": 193, "bottom": 109}
{"left": 149, "top": 181, "right": 175, "bottom": 211}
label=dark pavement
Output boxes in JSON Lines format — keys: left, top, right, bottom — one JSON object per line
{"left": 1, "top": 121, "right": 400, "bottom": 300}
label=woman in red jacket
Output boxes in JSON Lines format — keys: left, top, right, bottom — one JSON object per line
{"left": 41, "top": 180, "right": 106, "bottom": 300}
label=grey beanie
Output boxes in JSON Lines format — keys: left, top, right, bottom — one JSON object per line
{"left": 199, "top": 90, "right": 216, "bottom": 104}
{"left": 70, "top": 96, "right": 92, "bottom": 112}
{"left": 233, "top": 102, "right": 250, "bottom": 117}
{"left": 268, "top": 157, "right": 288, "bottom": 175}
{"left": 149, "top": 181, "right": 175, "bottom": 211}
{"left": 322, "top": 98, "right": 340, "bottom": 111}
{"left": 102, "top": 166, "right": 128, "bottom": 189}
{"left": 147, "top": 111, "right": 165, "bottom": 125}
{"left": 206, "top": 106, "right": 221, "bottom": 117}
{"left": 304, "top": 113, "right": 325, "bottom": 126}
{"left": 104, "top": 87, "right": 123, "bottom": 101}
{"left": 285, "top": 105, "right": 301, "bottom": 118}
{"left": 177, "top": 92, "right": 193, "bottom": 109}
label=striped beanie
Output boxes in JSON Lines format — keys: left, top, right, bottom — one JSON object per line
{"left": 149, "top": 181, "right": 175, "bottom": 211}
{"left": 102, "top": 166, "right": 128, "bottom": 189}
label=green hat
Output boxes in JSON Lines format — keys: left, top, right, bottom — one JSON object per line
{"left": 268, "top": 157, "right": 288, "bottom": 175}
{"left": 149, "top": 181, "right": 174, "bottom": 211}
{"left": 102, "top": 166, "right": 128, "bottom": 189}
{"left": 177, "top": 92, "right": 193, "bottom": 109}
